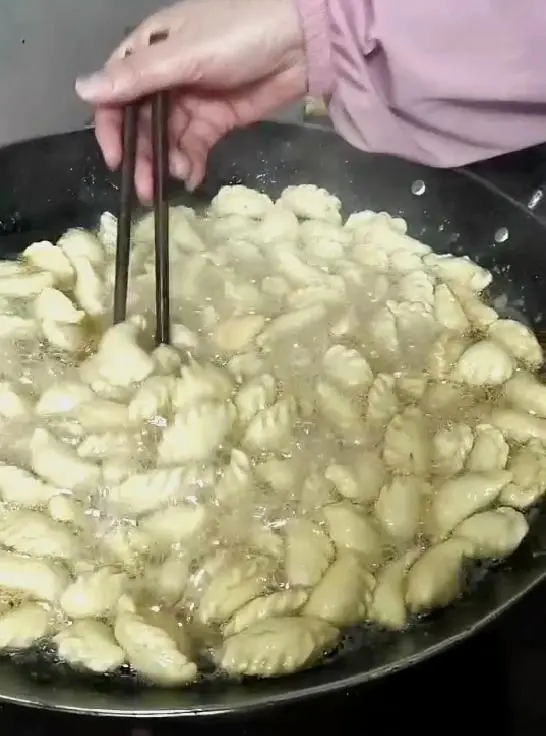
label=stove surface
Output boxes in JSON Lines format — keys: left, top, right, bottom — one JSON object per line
{"left": 2, "top": 138, "right": 546, "bottom": 736}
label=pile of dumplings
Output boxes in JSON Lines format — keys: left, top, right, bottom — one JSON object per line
{"left": 0, "top": 182, "right": 542, "bottom": 687}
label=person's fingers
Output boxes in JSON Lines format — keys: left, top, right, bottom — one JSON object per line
{"left": 134, "top": 106, "right": 154, "bottom": 203}
{"left": 167, "top": 101, "right": 191, "bottom": 181}
{"left": 75, "top": 37, "right": 194, "bottom": 106}
{"left": 174, "top": 69, "right": 305, "bottom": 189}
{"left": 186, "top": 149, "right": 208, "bottom": 192}
{"left": 168, "top": 149, "right": 189, "bottom": 181}
{"left": 94, "top": 106, "right": 123, "bottom": 170}
{"left": 132, "top": 102, "right": 193, "bottom": 200}
{"left": 175, "top": 72, "right": 302, "bottom": 190}
{"left": 135, "top": 158, "right": 154, "bottom": 203}
{"left": 136, "top": 103, "right": 154, "bottom": 160}
{"left": 137, "top": 98, "right": 191, "bottom": 187}
{"left": 176, "top": 101, "right": 228, "bottom": 190}
{"left": 94, "top": 98, "right": 190, "bottom": 199}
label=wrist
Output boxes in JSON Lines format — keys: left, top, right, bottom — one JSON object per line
{"left": 292, "top": 0, "right": 333, "bottom": 96}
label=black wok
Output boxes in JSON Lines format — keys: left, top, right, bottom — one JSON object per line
{"left": 1, "top": 121, "right": 546, "bottom": 718}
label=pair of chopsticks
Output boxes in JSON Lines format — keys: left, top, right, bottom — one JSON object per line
{"left": 113, "top": 32, "right": 170, "bottom": 345}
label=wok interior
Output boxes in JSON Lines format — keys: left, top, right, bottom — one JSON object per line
{"left": 0, "top": 122, "right": 545, "bottom": 716}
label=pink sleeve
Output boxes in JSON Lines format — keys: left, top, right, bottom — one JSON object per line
{"left": 294, "top": 0, "right": 546, "bottom": 167}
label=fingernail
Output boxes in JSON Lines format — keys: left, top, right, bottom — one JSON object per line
{"left": 186, "top": 171, "right": 201, "bottom": 193}
{"left": 170, "top": 152, "right": 189, "bottom": 180}
{"left": 75, "top": 73, "right": 112, "bottom": 100}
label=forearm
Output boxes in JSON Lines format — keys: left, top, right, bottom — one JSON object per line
{"left": 295, "top": 0, "right": 546, "bottom": 167}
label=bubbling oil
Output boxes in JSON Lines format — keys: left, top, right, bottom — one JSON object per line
{"left": 0, "top": 203, "right": 532, "bottom": 686}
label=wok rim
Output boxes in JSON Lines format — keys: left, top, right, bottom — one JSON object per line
{"left": 0, "top": 571, "right": 543, "bottom": 718}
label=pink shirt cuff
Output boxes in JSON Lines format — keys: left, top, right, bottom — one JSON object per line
{"left": 293, "top": 0, "right": 333, "bottom": 97}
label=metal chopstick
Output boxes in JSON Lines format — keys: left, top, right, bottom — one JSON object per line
{"left": 113, "top": 100, "right": 138, "bottom": 325}
{"left": 149, "top": 31, "right": 171, "bottom": 346}
{"left": 151, "top": 90, "right": 170, "bottom": 345}
{"left": 112, "top": 33, "right": 171, "bottom": 343}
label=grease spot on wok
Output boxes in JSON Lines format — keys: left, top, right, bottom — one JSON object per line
{"left": 411, "top": 180, "right": 426, "bottom": 196}
{"left": 494, "top": 226, "right": 509, "bottom": 243}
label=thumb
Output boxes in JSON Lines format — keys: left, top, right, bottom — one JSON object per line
{"left": 75, "top": 41, "right": 192, "bottom": 105}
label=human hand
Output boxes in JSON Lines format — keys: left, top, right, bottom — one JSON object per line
{"left": 75, "top": 0, "right": 308, "bottom": 201}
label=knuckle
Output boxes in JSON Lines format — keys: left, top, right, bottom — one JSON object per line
{"left": 112, "top": 57, "right": 145, "bottom": 97}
